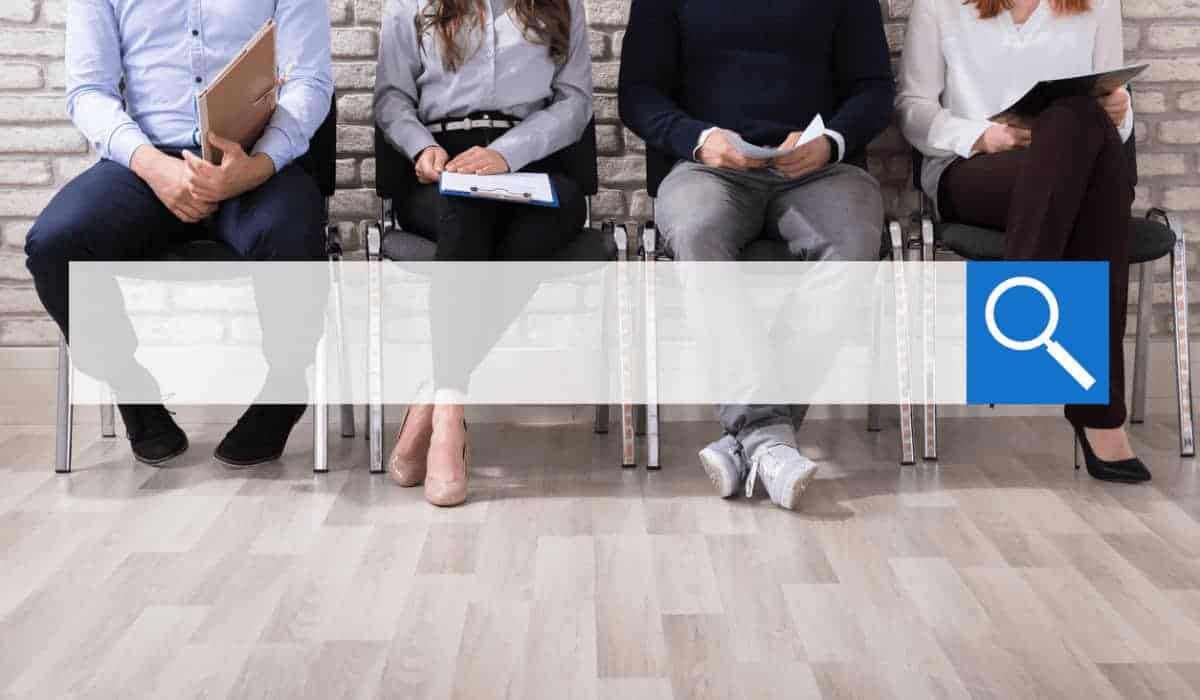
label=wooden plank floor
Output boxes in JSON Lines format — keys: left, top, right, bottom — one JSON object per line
{"left": 1, "top": 415, "right": 1199, "bottom": 699}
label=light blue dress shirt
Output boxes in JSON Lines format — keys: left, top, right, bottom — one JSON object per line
{"left": 65, "top": 0, "right": 333, "bottom": 172}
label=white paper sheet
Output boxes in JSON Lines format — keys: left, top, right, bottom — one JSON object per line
{"left": 440, "top": 172, "right": 557, "bottom": 206}
{"left": 725, "top": 114, "right": 826, "bottom": 160}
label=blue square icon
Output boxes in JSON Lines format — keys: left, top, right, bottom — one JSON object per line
{"left": 967, "top": 261, "right": 1109, "bottom": 405}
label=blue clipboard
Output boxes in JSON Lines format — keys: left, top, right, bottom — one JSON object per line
{"left": 439, "top": 173, "right": 560, "bottom": 208}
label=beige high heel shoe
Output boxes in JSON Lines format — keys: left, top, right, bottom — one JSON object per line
{"left": 425, "top": 417, "right": 468, "bottom": 507}
{"left": 387, "top": 403, "right": 433, "bottom": 487}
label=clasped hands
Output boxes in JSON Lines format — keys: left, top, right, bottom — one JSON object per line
{"left": 696, "top": 129, "right": 832, "bottom": 179}
{"left": 415, "top": 145, "right": 510, "bottom": 184}
{"left": 132, "top": 134, "right": 275, "bottom": 223}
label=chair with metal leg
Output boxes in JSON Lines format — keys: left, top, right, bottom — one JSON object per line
{"left": 912, "top": 116, "right": 1193, "bottom": 459}
{"left": 633, "top": 146, "right": 918, "bottom": 469}
{"left": 364, "top": 118, "right": 629, "bottom": 474}
{"left": 54, "top": 95, "right": 353, "bottom": 474}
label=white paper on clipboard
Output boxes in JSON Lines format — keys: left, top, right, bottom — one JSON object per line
{"left": 439, "top": 172, "right": 559, "bottom": 207}
{"left": 725, "top": 114, "right": 826, "bottom": 160}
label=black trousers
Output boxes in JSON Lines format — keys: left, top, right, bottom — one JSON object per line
{"left": 938, "top": 96, "right": 1135, "bottom": 429}
{"left": 394, "top": 131, "right": 586, "bottom": 393}
{"left": 25, "top": 158, "right": 328, "bottom": 402}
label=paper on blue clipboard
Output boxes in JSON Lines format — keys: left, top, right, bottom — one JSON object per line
{"left": 439, "top": 172, "right": 559, "bottom": 207}
{"left": 725, "top": 114, "right": 825, "bottom": 160}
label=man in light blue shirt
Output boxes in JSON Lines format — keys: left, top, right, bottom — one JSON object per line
{"left": 26, "top": 0, "right": 334, "bottom": 468}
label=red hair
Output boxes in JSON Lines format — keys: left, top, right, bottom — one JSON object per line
{"left": 966, "top": 0, "right": 1090, "bottom": 19}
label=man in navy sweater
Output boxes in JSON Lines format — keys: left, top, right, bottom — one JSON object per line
{"left": 619, "top": 0, "right": 895, "bottom": 511}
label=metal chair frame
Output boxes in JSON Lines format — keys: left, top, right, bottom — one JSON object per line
{"left": 363, "top": 119, "right": 629, "bottom": 473}
{"left": 631, "top": 208, "right": 920, "bottom": 468}
{"left": 913, "top": 174, "right": 1194, "bottom": 460}
{"left": 54, "top": 96, "right": 353, "bottom": 474}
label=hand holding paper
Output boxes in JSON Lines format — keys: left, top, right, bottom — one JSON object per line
{"left": 726, "top": 114, "right": 826, "bottom": 161}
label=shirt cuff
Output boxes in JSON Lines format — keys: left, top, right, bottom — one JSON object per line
{"left": 108, "top": 124, "right": 153, "bottom": 169}
{"left": 1118, "top": 107, "right": 1134, "bottom": 143}
{"left": 693, "top": 127, "right": 720, "bottom": 161}
{"left": 823, "top": 128, "right": 846, "bottom": 163}
{"left": 251, "top": 126, "right": 298, "bottom": 173}
{"left": 489, "top": 138, "right": 532, "bottom": 174}
{"left": 388, "top": 124, "right": 438, "bottom": 163}
{"left": 956, "top": 121, "right": 995, "bottom": 159}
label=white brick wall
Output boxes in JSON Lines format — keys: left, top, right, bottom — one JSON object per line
{"left": 0, "top": 0, "right": 1198, "bottom": 346}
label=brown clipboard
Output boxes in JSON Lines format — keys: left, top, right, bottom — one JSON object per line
{"left": 197, "top": 19, "right": 278, "bottom": 164}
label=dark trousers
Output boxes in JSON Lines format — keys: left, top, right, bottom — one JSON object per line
{"left": 397, "top": 173, "right": 585, "bottom": 392}
{"left": 25, "top": 158, "right": 328, "bottom": 403}
{"left": 938, "top": 96, "right": 1134, "bottom": 428}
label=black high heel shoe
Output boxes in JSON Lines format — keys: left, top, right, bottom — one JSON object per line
{"left": 1072, "top": 426, "right": 1151, "bottom": 483}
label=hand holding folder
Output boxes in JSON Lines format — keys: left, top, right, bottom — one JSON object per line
{"left": 197, "top": 19, "right": 278, "bottom": 165}
{"left": 991, "top": 64, "right": 1148, "bottom": 128}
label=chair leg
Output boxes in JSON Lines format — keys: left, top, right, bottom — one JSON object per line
{"left": 329, "top": 244, "right": 356, "bottom": 439}
{"left": 597, "top": 262, "right": 614, "bottom": 434}
{"left": 642, "top": 222, "right": 661, "bottom": 470}
{"left": 867, "top": 404, "right": 882, "bottom": 432}
{"left": 1164, "top": 213, "right": 1195, "bottom": 457}
{"left": 593, "top": 405, "right": 609, "bottom": 434}
{"left": 890, "top": 220, "right": 916, "bottom": 466}
{"left": 313, "top": 333, "right": 329, "bottom": 474}
{"left": 55, "top": 337, "right": 73, "bottom": 474}
{"left": 99, "top": 395, "right": 116, "bottom": 438}
{"left": 1131, "top": 261, "right": 1152, "bottom": 424}
{"left": 614, "top": 223, "right": 637, "bottom": 468}
{"left": 867, "top": 243, "right": 884, "bottom": 434}
{"left": 919, "top": 216, "right": 937, "bottom": 462}
{"left": 366, "top": 222, "right": 386, "bottom": 473}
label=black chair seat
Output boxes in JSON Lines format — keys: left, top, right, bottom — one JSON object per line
{"left": 937, "top": 216, "right": 1176, "bottom": 264}
{"left": 381, "top": 225, "right": 617, "bottom": 263}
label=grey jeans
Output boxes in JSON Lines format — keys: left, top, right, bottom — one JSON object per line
{"left": 654, "top": 161, "right": 885, "bottom": 446}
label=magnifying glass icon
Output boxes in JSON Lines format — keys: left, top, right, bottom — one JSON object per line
{"left": 985, "top": 276, "right": 1097, "bottom": 391}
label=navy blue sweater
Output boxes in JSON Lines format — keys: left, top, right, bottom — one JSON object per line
{"left": 618, "top": 0, "right": 895, "bottom": 165}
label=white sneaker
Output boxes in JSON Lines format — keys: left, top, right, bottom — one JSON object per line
{"left": 698, "top": 434, "right": 748, "bottom": 498}
{"left": 746, "top": 443, "right": 818, "bottom": 511}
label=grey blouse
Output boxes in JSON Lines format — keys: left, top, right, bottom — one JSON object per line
{"left": 375, "top": 0, "right": 594, "bottom": 173}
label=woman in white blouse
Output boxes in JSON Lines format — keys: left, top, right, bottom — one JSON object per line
{"left": 897, "top": 0, "right": 1149, "bottom": 482}
{"left": 375, "top": 0, "right": 593, "bottom": 506}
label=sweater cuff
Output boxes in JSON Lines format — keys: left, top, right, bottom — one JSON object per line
{"left": 823, "top": 129, "right": 846, "bottom": 163}
{"left": 671, "top": 120, "right": 712, "bottom": 164}
{"left": 693, "top": 127, "right": 721, "bottom": 160}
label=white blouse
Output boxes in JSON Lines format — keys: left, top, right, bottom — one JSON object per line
{"left": 896, "top": 0, "right": 1134, "bottom": 167}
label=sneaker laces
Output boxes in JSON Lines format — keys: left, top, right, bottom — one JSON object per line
{"left": 745, "top": 444, "right": 786, "bottom": 498}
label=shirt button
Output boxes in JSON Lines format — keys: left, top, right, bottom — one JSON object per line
{"left": 191, "top": 29, "right": 199, "bottom": 37}
{"left": 194, "top": 76, "right": 202, "bottom": 84}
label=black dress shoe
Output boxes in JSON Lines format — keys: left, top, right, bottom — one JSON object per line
{"left": 1073, "top": 426, "right": 1151, "bottom": 483}
{"left": 214, "top": 404, "right": 307, "bottom": 468}
{"left": 116, "top": 404, "right": 189, "bottom": 466}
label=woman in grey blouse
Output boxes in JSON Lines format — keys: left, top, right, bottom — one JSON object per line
{"left": 375, "top": 0, "right": 593, "bottom": 506}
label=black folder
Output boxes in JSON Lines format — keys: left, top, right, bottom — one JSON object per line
{"left": 991, "top": 64, "right": 1148, "bottom": 126}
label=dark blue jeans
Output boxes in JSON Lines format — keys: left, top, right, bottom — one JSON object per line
{"left": 25, "top": 158, "right": 327, "bottom": 401}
